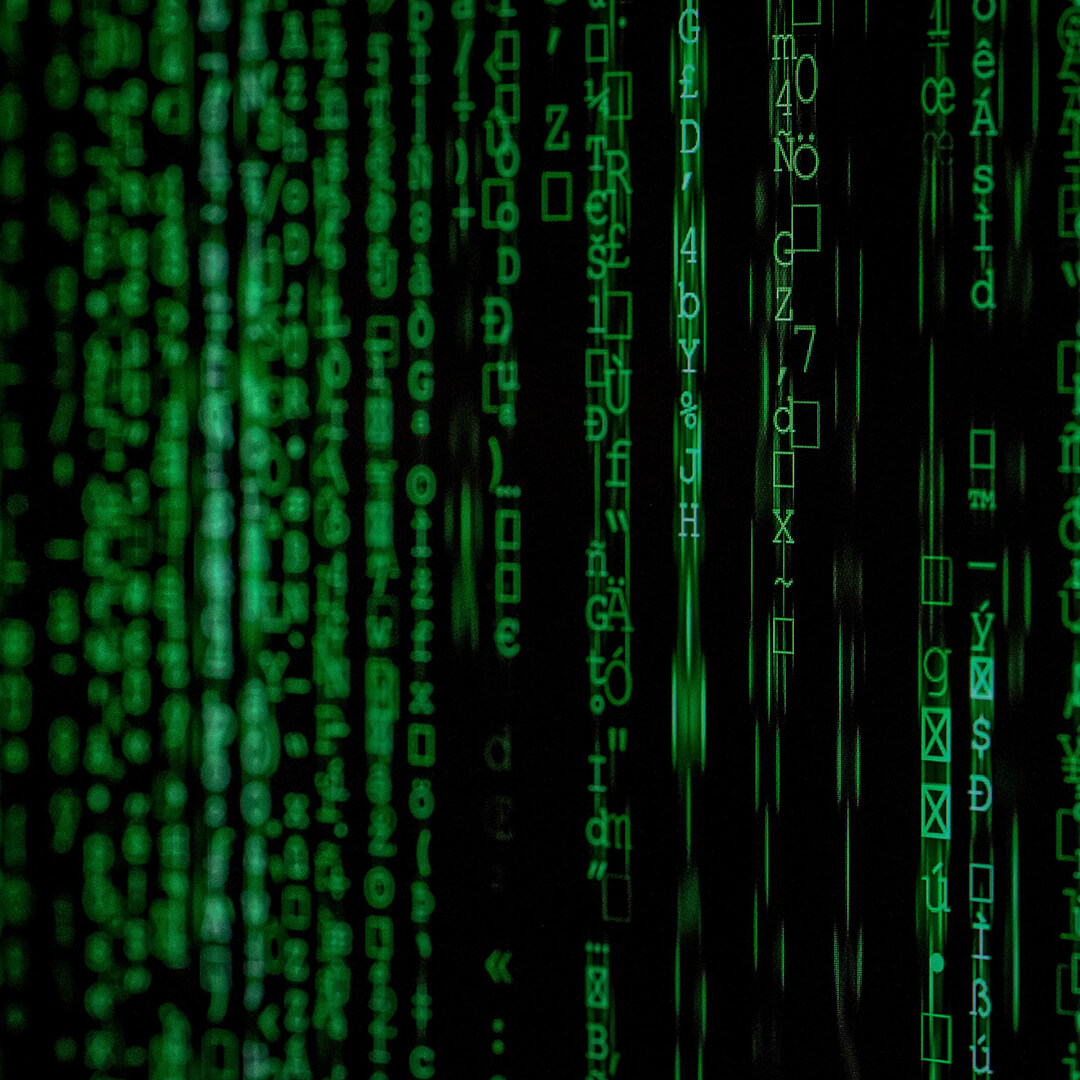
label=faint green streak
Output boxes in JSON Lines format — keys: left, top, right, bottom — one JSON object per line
{"left": 765, "top": 804, "right": 770, "bottom": 907}
{"left": 754, "top": 720, "right": 760, "bottom": 812}
{"left": 917, "top": 248, "right": 925, "bottom": 332}
{"left": 749, "top": 521, "right": 755, "bottom": 702}
{"left": 836, "top": 622, "right": 843, "bottom": 805}
{"left": 1023, "top": 548, "right": 1032, "bottom": 631}
{"left": 753, "top": 887, "right": 759, "bottom": 972}
{"left": 845, "top": 805, "right": 852, "bottom": 928}
{"left": 855, "top": 726, "right": 861, "bottom": 805}
{"left": 675, "top": 940, "right": 681, "bottom": 1013}
{"left": 856, "top": 250, "right": 863, "bottom": 423}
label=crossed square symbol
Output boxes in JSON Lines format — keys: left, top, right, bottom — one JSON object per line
{"left": 921, "top": 707, "right": 950, "bottom": 762}
{"left": 922, "top": 783, "right": 951, "bottom": 840}
{"left": 586, "top": 965, "right": 609, "bottom": 1009}
{"left": 970, "top": 657, "right": 994, "bottom": 700}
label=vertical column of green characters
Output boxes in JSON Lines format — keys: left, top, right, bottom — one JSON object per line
{"left": 785, "top": 0, "right": 823, "bottom": 1031}
{"left": 445, "top": 0, "right": 479, "bottom": 658}
{"left": 968, "top": 1, "right": 999, "bottom": 317}
{"left": 306, "top": 5, "right": 352, "bottom": 1078}
{"left": 919, "top": 0, "right": 956, "bottom": 1071}
{"left": 5, "top": 0, "right": 53, "bottom": 1063}
{"left": 582, "top": 0, "right": 632, "bottom": 731}
{"left": 965, "top": 426, "right": 997, "bottom": 1079}
{"left": 401, "top": 2, "right": 437, "bottom": 1077}
{"left": 478, "top": 0, "right": 522, "bottom": 1069}
{"left": 37, "top": 18, "right": 87, "bottom": 1054}
{"left": 767, "top": 1, "right": 795, "bottom": 726}
{"left": 233, "top": 3, "right": 305, "bottom": 1078}
{"left": 232, "top": 1, "right": 275, "bottom": 1072}
{"left": 671, "top": 2, "right": 702, "bottom": 1078}
{"left": 754, "top": 1, "right": 796, "bottom": 1067}
{"left": 0, "top": 3, "right": 31, "bottom": 1067}
{"left": 775, "top": 0, "right": 842, "bottom": 1052}
{"left": 192, "top": 0, "right": 238, "bottom": 1063}
{"left": 363, "top": 4, "right": 400, "bottom": 1078}
{"left": 994, "top": 0, "right": 1031, "bottom": 1048}
{"left": 72, "top": 0, "right": 160, "bottom": 1069}
{"left": 1059, "top": 3, "right": 1080, "bottom": 1073}
{"left": 482, "top": 0, "right": 522, "bottom": 666}
{"left": 919, "top": 552, "right": 954, "bottom": 1075}
{"left": 583, "top": 0, "right": 634, "bottom": 1069}
{"left": 277, "top": 6, "right": 348, "bottom": 1080}
{"left": 41, "top": 33, "right": 91, "bottom": 1069}
{"left": 964, "top": 22, "right": 1002, "bottom": 1069}
{"left": 575, "top": 0, "right": 616, "bottom": 1064}
{"left": 144, "top": 3, "right": 196, "bottom": 1073}
{"left": 109, "top": 24, "right": 159, "bottom": 1071}
{"left": 920, "top": 0, "right": 956, "bottom": 329}
{"left": 581, "top": 0, "right": 633, "bottom": 1072}
{"left": 769, "top": 0, "right": 821, "bottom": 733}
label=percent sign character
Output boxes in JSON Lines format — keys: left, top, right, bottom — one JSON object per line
{"left": 679, "top": 390, "right": 698, "bottom": 429}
